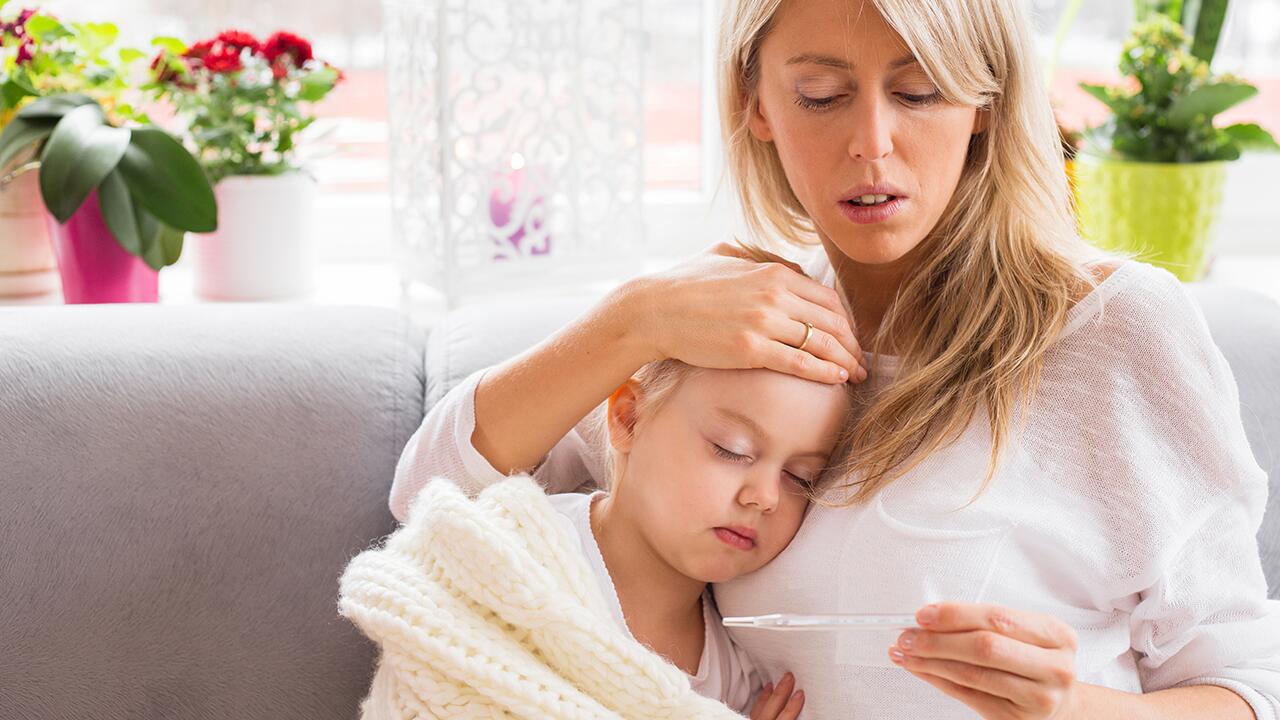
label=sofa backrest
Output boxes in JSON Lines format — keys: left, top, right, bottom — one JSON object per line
{"left": 0, "top": 303, "right": 426, "bottom": 720}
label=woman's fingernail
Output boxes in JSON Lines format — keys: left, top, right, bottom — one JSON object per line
{"left": 898, "top": 631, "right": 915, "bottom": 649}
{"left": 918, "top": 604, "right": 939, "bottom": 625}
{"left": 889, "top": 647, "right": 906, "bottom": 662}
{"left": 838, "top": 367, "right": 849, "bottom": 381}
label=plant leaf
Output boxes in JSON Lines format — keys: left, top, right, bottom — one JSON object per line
{"left": 1079, "top": 83, "right": 1130, "bottom": 116}
{"left": 99, "top": 169, "right": 186, "bottom": 269}
{"left": 298, "top": 66, "right": 340, "bottom": 102}
{"left": 25, "top": 14, "right": 70, "bottom": 42}
{"left": 1222, "top": 123, "right": 1280, "bottom": 152}
{"left": 1168, "top": 81, "right": 1257, "bottom": 127}
{"left": 38, "top": 104, "right": 131, "bottom": 223}
{"left": 151, "top": 36, "right": 188, "bottom": 55}
{"left": 155, "top": 223, "right": 185, "bottom": 268}
{"left": 119, "top": 47, "right": 146, "bottom": 65}
{"left": 74, "top": 21, "right": 119, "bottom": 56}
{"left": 116, "top": 126, "right": 217, "bottom": 233}
{"left": 97, "top": 168, "right": 145, "bottom": 256}
{"left": 0, "top": 114, "right": 55, "bottom": 172}
{"left": 1188, "top": 0, "right": 1227, "bottom": 65}
{"left": 1, "top": 75, "right": 37, "bottom": 110}
{"left": 16, "top": 93, "right": 98, "bottom": 120}
{"left": 138, "top": 215, "right": 184, "bottom": 271}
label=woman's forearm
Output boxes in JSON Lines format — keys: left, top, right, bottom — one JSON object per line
{"left": 471, "top": 278, "right": 658, "bottom": 476}
{"left": 1069, "top": 681, "right": 1256, "bottom": 720}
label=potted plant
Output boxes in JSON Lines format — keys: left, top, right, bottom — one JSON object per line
{"left": 148, "top": 29, "right": 341, "bottom": 300}
{"left": 1073, "top": 1, "right": 1278, "bottom": 281}
{"left": 0, "top": 6, "right": 146, "bottom": 299}
{"left": 0, "top": 92, "right": 218, "bottom": 303}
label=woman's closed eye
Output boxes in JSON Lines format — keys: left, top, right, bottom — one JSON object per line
{"left": 794, "top": 94, "right": 844, "bottom": 112}
{"left": 792, "top": 90, "right": 942, "bottom": 112}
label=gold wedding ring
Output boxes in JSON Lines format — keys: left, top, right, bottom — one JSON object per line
{"left": 796, "top": 321, "right": 814, "bottom": 352}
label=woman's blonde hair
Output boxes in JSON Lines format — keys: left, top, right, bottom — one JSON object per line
{"left": 718, "top": 0, "right": 1129, "bottom": 506}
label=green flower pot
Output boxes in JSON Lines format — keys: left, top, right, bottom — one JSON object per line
{"left": 1074, "top": 153, "right": 1227, "bottom": 281}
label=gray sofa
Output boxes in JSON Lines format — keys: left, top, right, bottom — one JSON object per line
{"left": 1, "top": 283, "right": 1278, "bottom": 719}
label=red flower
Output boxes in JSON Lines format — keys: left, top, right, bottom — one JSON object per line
{"left": 183, "top": 39, "right": 214, "bottom": 61}
{"left": 182, "top": 36, "right": 244, "bottom": 75}
{"left": 201, "top": 45, "right": 243, "bottom": 74}
{"left": 2, "top": 8, "right": 36, "bottom": 39}
{"left": 262, "top": 31, "right": 312, "bottom": 75}
{"left": 15, "top": 41, "right": 33, "bottom": 65}
{"left": 215, "top": 29, "right": 260, "bottom": 54}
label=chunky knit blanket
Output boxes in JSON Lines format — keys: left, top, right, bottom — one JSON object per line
{"left": 338, "top": 475, "right": 742, "bottom": 719}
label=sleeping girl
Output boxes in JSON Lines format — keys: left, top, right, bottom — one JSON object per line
{"left": 532, "top": 357, "right": 857, "bottom": 717}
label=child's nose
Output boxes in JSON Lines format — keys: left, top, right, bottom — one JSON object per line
{"left": 738, "top": 471, "right": 781, "bottom": 512}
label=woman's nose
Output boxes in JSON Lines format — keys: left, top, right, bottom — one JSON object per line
{"left": 847, "top": 92, "right": 894, "bottom": 162}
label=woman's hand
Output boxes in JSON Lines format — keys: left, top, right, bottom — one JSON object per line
{"left": 749, "top": 671, "right": 805, "bottom": 720}
{"left": 620, "top": 241, "right": 867, "bottom": 384}
{"left": 888, "top": 602, "right": 1080, "bottom": 720}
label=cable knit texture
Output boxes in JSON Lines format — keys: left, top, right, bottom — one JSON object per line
{"left": 339, "top": 475, "right": 743, "bottom": 719}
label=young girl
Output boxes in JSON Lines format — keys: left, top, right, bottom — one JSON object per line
{"left": 391, "top": 356, "right": 856, "bottom": 718}
{"left": 567, "top": 358, "right": 856, "bottom": 717}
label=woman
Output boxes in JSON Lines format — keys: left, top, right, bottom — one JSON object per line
{"left": 389, "top": 0, "right": 1280, "bottom": 717}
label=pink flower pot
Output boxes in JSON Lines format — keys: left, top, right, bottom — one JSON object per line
{"left": 46, "top": 189, "right": 159, "bottom": 304}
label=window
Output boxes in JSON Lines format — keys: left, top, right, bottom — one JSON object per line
{"left": 35, "top": 0, "right": 1280, "bottom": 266}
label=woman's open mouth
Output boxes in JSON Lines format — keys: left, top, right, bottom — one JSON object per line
{"left": 839, "top": 195, "right": 904, "bottom": 224}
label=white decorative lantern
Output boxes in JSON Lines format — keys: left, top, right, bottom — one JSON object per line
{"left": 383, "top": 0, "right": 646, "bottom": 309}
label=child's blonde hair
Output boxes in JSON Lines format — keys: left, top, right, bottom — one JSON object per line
{"left": 590, "top": 357, "right": 860, "bottom": 499}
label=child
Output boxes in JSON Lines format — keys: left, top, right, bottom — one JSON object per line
{"left": 547, "top": 357, "right": 857, "bottom": 717}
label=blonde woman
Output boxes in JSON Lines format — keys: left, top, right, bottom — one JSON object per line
{"left": 389, "top": 0, "right": 1280, "bottom": 717}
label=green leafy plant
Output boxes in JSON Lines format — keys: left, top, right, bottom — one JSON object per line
{"left": 147, "top": 29, "right": 342, "bottom": 184}
{"left": 0, "top": 3, "right": 147, "bottom": 128}
{"left": 1080, "top": 1, "right": 1278, "bottom": 162}
{"left": 0, "top": 93, "right": 218, "bottom": 270}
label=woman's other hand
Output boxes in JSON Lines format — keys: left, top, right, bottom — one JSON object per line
{"left": 621, "top": 241, "right": 867, "bottom": 384}
{"left": 889, "top": 602, "right": 1080, "bottom": 720}
{"left": 749, "top": 671, "right": 806, "bottom": 720}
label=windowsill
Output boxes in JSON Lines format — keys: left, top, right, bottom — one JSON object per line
{"left": 6, "top": 252, "right": 1277, "bottom": 328}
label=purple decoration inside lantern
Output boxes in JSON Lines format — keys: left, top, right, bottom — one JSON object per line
{"left": 488, "top": 154, "right": 552, "bottom": 261}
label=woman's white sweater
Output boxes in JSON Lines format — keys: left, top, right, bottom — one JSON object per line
{"left": 389, "top": 251, "right": 1280, "bottom": 719}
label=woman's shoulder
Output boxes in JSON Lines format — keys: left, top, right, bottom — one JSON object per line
{"left": 1057, "top": 258, "right": 1207, "bottom": 348}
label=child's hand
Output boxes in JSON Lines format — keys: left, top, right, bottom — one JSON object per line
{"left": 749, "top": 671, "right": 805, "bottom": 719}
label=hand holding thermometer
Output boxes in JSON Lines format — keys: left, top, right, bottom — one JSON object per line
{"left": 722, "top": 613, "right": 919, "bottom": 631}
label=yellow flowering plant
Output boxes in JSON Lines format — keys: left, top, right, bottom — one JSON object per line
{"left": 1080, "top": 3, "right": 1278, "bottom": 162}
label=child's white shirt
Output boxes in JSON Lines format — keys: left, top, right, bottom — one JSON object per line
{"left": 546, "top": 490, "right": 763, "bottom": 713}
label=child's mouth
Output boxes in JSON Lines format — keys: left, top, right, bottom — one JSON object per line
{"left": 714, "top": 527, "right": 757, "bottom": 551}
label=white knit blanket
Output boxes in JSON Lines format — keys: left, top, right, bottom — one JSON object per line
{"left": 338, "top": 475, "right": 742, "bottom": 719}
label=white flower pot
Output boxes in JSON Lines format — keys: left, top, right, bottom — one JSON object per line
{"left": 0, "top": 170, "right": 59, "bottom": 298}
{"left": 193, "top": 172, "right": 318, "bottom": 301}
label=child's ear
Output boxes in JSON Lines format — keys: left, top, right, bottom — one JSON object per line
{"left": 606, "top": 380, "right": 643, "bottom": 453}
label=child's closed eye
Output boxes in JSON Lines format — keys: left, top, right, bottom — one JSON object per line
{"left": 711, "top": 442, "right": 816, "bottom": 490}
{"left": 711, "top": 442, "right": 750, "bottom": 462}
